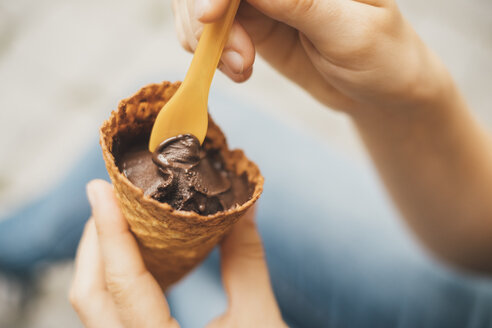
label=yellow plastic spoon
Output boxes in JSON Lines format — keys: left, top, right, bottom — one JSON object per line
{"left": 148, "top": 0, "right": 241, "bottom": 152}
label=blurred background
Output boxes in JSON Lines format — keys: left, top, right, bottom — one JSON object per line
{"left": 0, "top": 0, "right": 491, "bottom": 327}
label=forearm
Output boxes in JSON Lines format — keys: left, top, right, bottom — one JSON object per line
{"left": 352, "top": 59, "right": 492, "bottom": 272}
{"left": 176, "top": 0, "right": 492, "bottom": 271}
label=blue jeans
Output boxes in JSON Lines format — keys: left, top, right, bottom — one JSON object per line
{"left": 1, "top": 91, "right": 492, "bottom": 327}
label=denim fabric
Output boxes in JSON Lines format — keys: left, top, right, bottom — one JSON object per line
{"left": 0, "top": 143, "right": 109, "bottom": 275}
{"left": 1, "top": 91, "right": 492, "bottom": 327}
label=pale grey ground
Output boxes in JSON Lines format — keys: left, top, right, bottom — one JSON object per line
{"left": 0, "top": 0, "right": 491, "bottom": 327}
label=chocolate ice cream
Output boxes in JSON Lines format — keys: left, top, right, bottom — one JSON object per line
{"left": 115, "top": 134, "right": 253, "bottom": 215}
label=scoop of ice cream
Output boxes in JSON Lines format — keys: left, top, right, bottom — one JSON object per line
{"left": 152, "top": 135, "right": 201, "bottom": 171}
{"left": 118, "top": 134, "right": 251, "bottom": 215}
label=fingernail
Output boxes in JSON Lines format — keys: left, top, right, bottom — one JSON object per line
{"left": 222, "top": 51, "right": 244, "bottom": 74}
{"left": 86, "top": 181, "right": 99, "bottom": 209}
{"left": 194, "top": 0, "right": 210, "bottom": 19}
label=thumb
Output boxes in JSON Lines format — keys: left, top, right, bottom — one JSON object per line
{"left": 87, "top": 180, "right": 178, "bottom": 328}
{"left": 220, "top": 207, "right": 281, "bottom": 316}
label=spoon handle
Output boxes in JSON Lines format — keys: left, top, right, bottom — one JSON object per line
{"left": 183, "top": 0, "right": 241, "bottom": 93}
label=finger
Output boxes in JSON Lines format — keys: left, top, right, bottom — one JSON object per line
{"left": 195, "top": 0, "right": 231, "bottom": 22}
{"left": 87, "top": 180, "right": 178, "bottom": 328}
{"left": 244, "top": 12, "right": 355, "bottom": 110}
{"left": 87, "top": 180, "right": 146, "bottom": 282}
{"left": 218, "top": 62, "right": 253, "bottom": 83}
{"left": 70, "top": 219, "right": 123, "bottom": 328}
{"left": 234, "top": 6, "right": 317, "bottom": 83}
{"left": 246, "top": 0, "right": 351, "bottom": 46}
{"left": 181, "top": 1, "right": 255, "bottom": 75}
{"left": 220, "top": 20, "right": 255, "bottom": 75}
{"left": 72, "top": 219, "right": 106, "bottom": 291}
{"left": 178, "top": 0, "right": 204, "bottom": 51}
{"left": 173, "top": 0, "right": 193, "bottom": 52}
{"left": 220, "top": 207, "right": 282, "bottom": 318}
{"left": 354, "top": 0, "right": 394, "bottom": 7}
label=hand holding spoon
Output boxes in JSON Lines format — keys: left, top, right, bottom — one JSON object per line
{"left": 148, "top": 0, "right": 241, "bottom": 151}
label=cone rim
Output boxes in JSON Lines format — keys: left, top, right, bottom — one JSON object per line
{"left": 99, "top": 81, "right": 264, "bottom": 222}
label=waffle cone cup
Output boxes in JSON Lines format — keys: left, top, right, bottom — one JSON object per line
{"left": 100, "top": 81, "right": 264, "bottom": 291}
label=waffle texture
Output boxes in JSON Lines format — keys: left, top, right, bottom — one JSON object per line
{"left": 100, "top": 81, "right": 264, "bottom": 291}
